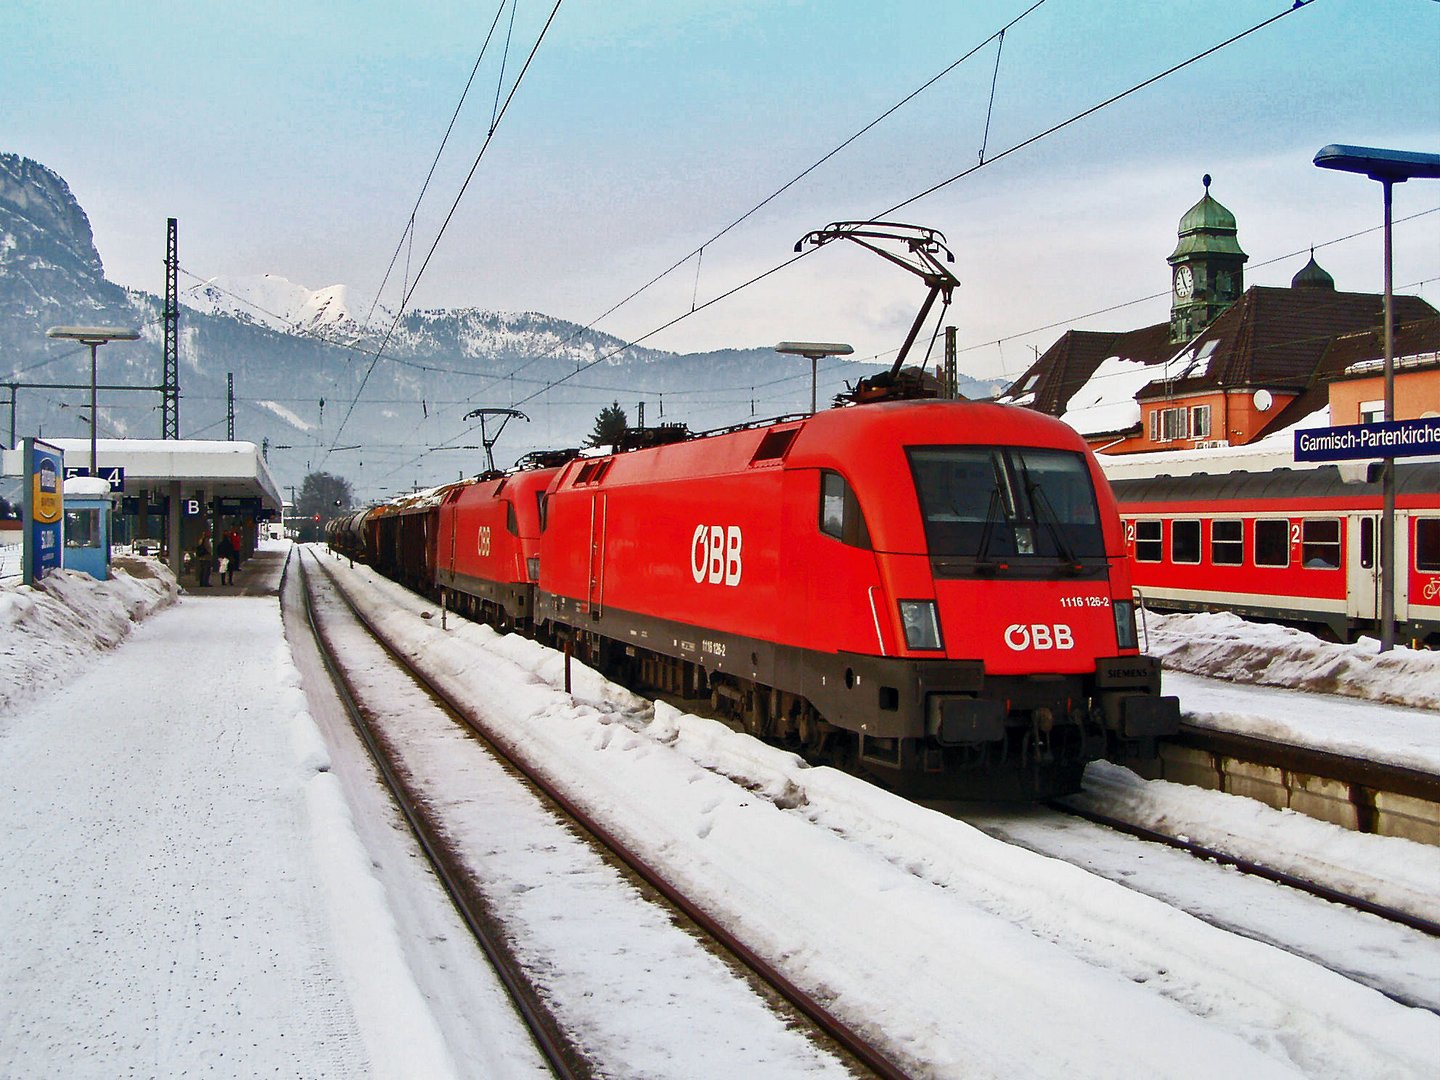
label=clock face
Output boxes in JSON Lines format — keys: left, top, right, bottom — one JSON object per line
{"left": 1174, "top": 266, "right": 1194, "bottom": 300}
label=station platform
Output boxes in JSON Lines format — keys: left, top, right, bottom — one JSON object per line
{"left": 182, "top": 543, "right": 286, "bottom": 596}
{"left": 0, "top": 539, "right": 464, "bottom": 1078}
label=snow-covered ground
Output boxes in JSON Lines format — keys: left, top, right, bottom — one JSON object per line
{"left": 1, "top": 541, "right": 1437, "bottom": 1078}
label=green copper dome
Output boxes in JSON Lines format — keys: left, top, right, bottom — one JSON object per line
{"left": 1291, "top": 250, "right": 1335, "bottom": 290}
{"left": 1168, "top": 175, "right": 1247, "bottom": 262}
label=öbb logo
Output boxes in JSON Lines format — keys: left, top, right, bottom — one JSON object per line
{"left": 691, "top": 525, "right": 742, "bottom": 586}
{"left": 1004, "top": 624, "right": 1074, "bottom": 651}
{"left": 477, "top": 525, "right": 492, "bottom": 558}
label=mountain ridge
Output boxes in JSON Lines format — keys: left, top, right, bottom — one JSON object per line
{"left": 1, "top": 152, "right": 1006, "bottom": 500}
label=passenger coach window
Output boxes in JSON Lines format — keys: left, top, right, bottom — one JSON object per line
{"left": 1255, "top": 519, "right": 1290, "bottom": 567}
{"left": 1211, "top": 519, "right": 1243, "bottom": 565}
{"left": 1417, "top": 519, "right": 1440, "bottom": 572}
{"left": 819, "top": 471, "right": 872, "bottom": 549}
{"left": 1171, "top": 520, "right": 1201, "bottom": 564}
{"left": 1301, "top": 519, "right": 1340, "bottom": 569}
{"left": 1134, "top": 520, "right": 1162, "bottom": 562}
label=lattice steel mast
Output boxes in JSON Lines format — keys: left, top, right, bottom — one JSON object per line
{"left": 162, "top": 217, "right": 180, "bottom": 438}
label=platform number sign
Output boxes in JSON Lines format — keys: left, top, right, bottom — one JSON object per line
{"left": 64, "top": 466, "right": 126, "bottom": 492}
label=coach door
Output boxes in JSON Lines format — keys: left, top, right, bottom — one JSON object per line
{"left": 1346, "top": 513, "right": 1380, "bottom": 623}
{"left": 587, "top": 493, "right": 607, "bottom": 619}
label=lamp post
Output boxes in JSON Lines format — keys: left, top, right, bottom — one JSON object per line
{"left": 45, "top": 326, "right": 140, "bottom": 477}
{"left": 775, "top": 341, "right": 853, "bottom": 414}
{"left": 1313, "top": 145, "right": 1440, "bottom": 652}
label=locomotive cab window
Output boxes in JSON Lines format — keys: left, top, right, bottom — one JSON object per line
{"left": 819, "top": 471, "right": 872, "bottom": 549}
{"left": 1301, "top": 518, "right": 1340, "bottom": 569}
{"left": 1211, "top": 519, "right": 1243, "bottom": 565}
{"left": 907, "top": 446, "right": 1104, "bottom": 566}
{"left": 506, "top": 501, "right": 519, "bottom": 535}
{"left": 1255, "top": 519, "right": 1290, "bottom": 567}
{"left": 1171, "top": 519, "right": 1201, "bottom": 564}
{"left": 1416, "top": 518, "right": 1440, "bottom": 573}
{"left": 1134, "top": 520, "right": 1162, "bottom": 563}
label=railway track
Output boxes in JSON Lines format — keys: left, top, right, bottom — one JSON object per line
{"left": 291, "top": 550, "right": 586, "bottom": 1078}
{"left": 291, "top": 547, "right": 893, "bottom": 1079}
{"left": 1048, "top": 799, "right": 1440, "bottom": 940}
{"left": 950, "top": 793, "right": 1440, "bottom": 1015}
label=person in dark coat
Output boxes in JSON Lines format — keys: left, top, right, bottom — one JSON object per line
{"left": 194, "top": 531, "right": 213, "bottom": 588}
{"left": 215, "top": 531, "right": 236, "bottom": 586}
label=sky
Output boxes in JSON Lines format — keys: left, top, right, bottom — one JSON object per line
{"left": 5, "top": 0, "right": 1439, "bottom": 392}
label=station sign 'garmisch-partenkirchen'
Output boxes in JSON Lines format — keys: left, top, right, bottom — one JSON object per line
{"left": 1294, "top": 418, "right": 1440, "bottom": 462}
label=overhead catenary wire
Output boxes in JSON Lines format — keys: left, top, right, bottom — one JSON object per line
{"left": 458, "top": 0, "right": 1053, "bottom": 398}
{"left": 876, "top": 0, "right": 1318, "bottom": 221}
{"left": 455, "top": 0, "right": 1327, "bottom": 425}
{"left": 360, "top": 1, "right": 516, "bottom": 334}
{"left": 325, "top": 0, "right": 566, "bottom": 462}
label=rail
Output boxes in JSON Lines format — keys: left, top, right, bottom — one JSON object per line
{"left": 298, "top": 548, "right": 908, "bottom": 1080}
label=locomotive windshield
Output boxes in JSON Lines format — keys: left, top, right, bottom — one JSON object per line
{"left": 907, "top": 446, "right": 1105, "bottom": 567}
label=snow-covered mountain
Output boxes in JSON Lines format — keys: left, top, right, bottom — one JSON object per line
{"left": 183, "top": 274, "right": 372, "bottom": 339}
{"left": 1, "top": 152, "right": 1006, "bottom": 501}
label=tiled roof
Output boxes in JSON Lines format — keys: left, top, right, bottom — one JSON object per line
{"left": 1012, "top": 286, "right": 1437, "bottom": 435}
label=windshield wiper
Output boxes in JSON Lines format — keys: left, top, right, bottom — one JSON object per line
{"left": 974, "top": 488, "right": 1004, "bottom": 570}
{"left": 1025, "top": 478, "right": 1083, "bottom": 573}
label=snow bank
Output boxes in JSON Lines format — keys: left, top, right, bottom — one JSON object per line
{"left": 1146, "top": 610, "right": 1440, "bottom": 712}
{"left": 0, "top": 557, "right": 179, "bottom": 718}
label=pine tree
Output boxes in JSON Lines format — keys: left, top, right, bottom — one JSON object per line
{"left": 588, "top": 401, "right": 628, "bottom": 447}
{"left": 296, "top": 471, "right": 354, "bottom": 523}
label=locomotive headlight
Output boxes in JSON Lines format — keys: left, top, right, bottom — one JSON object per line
{"left": 1113, "top": 600, "right": 1138, "bottom": 650}
{"left": 527, "top": 556, "right": 540, "bottom": 583}
{"left": 899, "top": 600, "right": 943, "bottom": 651}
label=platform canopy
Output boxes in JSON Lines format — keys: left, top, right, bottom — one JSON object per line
{"left": 39, "top": 438, "right": 282, "bottom": 512}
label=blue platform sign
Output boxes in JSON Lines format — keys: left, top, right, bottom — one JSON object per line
{"left": 64, "top": 465, "right": 126, "bottom": 492}
{"left": 22, "top": 438, "right": 64, "bottom": 585}
{"left": 1294, "top": 418, "right": 1440, "bottom": 462}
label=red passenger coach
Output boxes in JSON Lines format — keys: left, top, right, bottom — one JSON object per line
{"left": 1103, "top": 447, "right": 1440, "bottom": 643}
{"left": 537, "top": 401, "right": 1177, "bottom": 798}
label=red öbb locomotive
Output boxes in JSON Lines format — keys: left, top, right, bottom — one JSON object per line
{"left": 331, "top": 401, "right": 1179, "bottom": 799}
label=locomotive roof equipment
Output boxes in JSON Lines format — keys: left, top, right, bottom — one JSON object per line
{"left": 795, "top": 221, "right": 960, "bottom": 404}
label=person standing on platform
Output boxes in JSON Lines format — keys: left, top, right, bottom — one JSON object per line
{"left": 215, "top": 530, "right": 236, "bottom": 586}
{"left": 194, "top": 531, "right": 213, "bottom": 588}
{"left": 228, "top": 525, "right": 244, "bottom": 571}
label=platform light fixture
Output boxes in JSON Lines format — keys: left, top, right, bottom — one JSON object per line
{"left": 1313, "top": 145, "right": 1440, "bottom": 652}
{"left": 775, "top": 341, "right": 854, "bottom": 414}
{"left": 45, "top": 325, "right": 140, "bottom": 478}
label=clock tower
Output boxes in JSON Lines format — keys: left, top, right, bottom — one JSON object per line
{"left": 1167, "top": 175, "right": 1248, "bottom": 343}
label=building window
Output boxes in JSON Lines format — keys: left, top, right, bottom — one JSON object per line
{"left": 1171, "top": 519, "right": 1201, "bottom": 564}
{"left": 1255, "top": 519, "right": 1290, "bottom": 567}
{"left": 1189, "top": 405, "right": 1211, "bottom": 439}
{"left": 1416, "top": 519, "right": 1440, "bottom": 573}
{"left": 1360, "top": 399, "right": 1384, "bottom": 424}
{"left": 1149, "top": 404, "right": 1211, "bottom": 441}
{"left": 1301, "top": 519, "right": 1340, "bottom": 569}
{"left": 64, "top": 509, "right": 101, "bottom": 549}
{"left": 1134, "top": 519, "right": 1163, "bottom": 562}
{"left": 1211, "top": 519, "right": 1243, "bottom": 565}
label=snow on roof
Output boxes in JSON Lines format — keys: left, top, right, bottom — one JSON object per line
{"left": 1059, "top": 356, "right": 1155, "bottom": 437}
{"left": 62, "top": 475, "right": 114, "bottom": 498}
{"left": 1098, "top": 407, "right": 1336, "bottom": 480}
